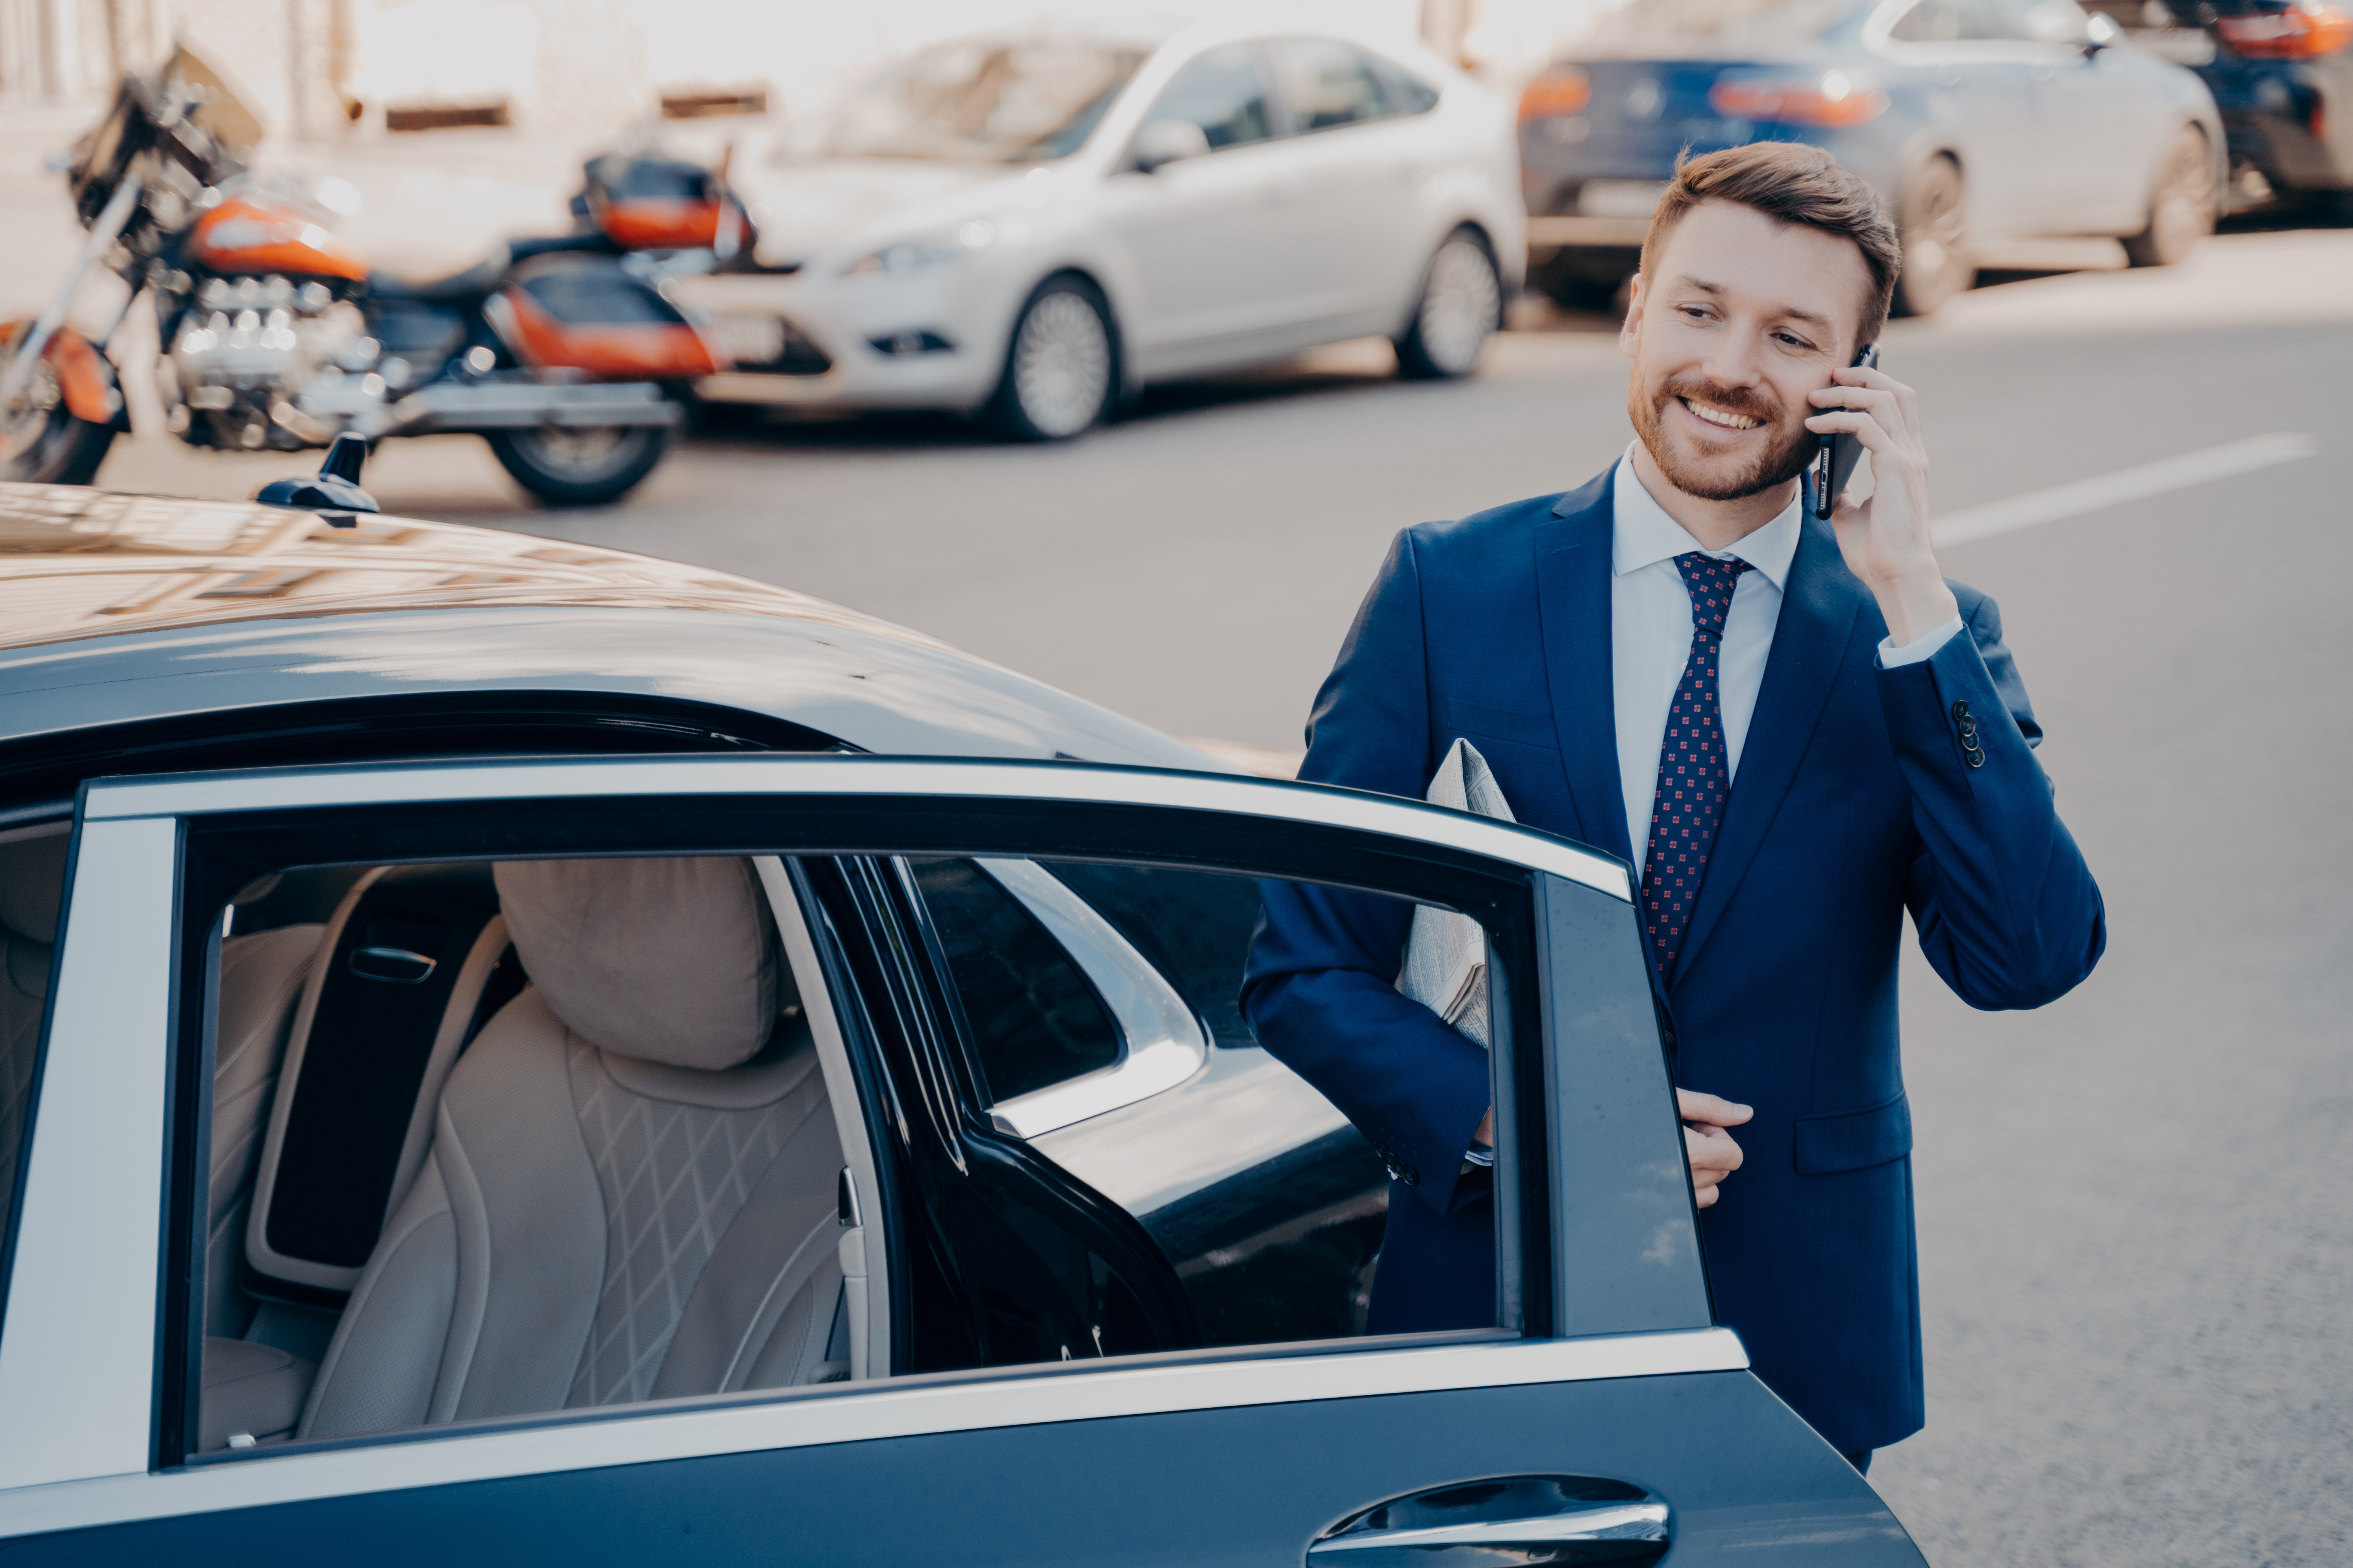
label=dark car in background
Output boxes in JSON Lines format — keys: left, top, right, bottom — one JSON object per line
{"left": 0, "top": 474, "right": 1923, "bottom": 1561}
{"left": 2083, "top": 0, "right": 2353, "bottom": 214}
{"left": 1518, "top": 0, "right": 2224, "bottom": 315}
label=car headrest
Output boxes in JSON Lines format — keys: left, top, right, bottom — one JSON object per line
{"left": 0, "top": 831, "right": 69, "bottom": 943}
{"left": 491, "top": 856, "right": 791, "bottom": 1072}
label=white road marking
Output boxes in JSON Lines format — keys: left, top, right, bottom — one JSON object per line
{"left": 1933, "top": 432, "right": 2321, "bottom": 548}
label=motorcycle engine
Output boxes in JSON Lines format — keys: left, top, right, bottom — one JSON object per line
{"left": 169, "top": 274, "right": 359, "bottom": 450}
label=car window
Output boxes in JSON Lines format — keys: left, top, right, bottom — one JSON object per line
{"left": 1888, "top": 0, "right": 2004, "bottom": 39}
{"left": 825, "top": 37, "right": 1148, "bottom": 163}
{"left": 172, "top": 831, "right": 1504, "bottom": 1460}
{"left": 1371, "top": 54, "right": 1442, "bottom": 116}
{"left": 1589, "top": 0, "right": 1861, "bottom": 45}
{"left": 1142, "top": 42, "right": 1275, "bottom": 150}
{"left": 1984, "top": 0, "right": 2093, "bottom": 39}
{"left": 0, "top": 825, "right": 68, "bottom": 1251}
{"left": 1267, "top": 37, "right": 1395, "bottom": 133}
{"left": 908, "top": 856, "right": 1121, "bottom": 1101}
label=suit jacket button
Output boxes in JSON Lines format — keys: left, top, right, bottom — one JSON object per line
{"left": 1401, "top": 1166, "right": 1420, "bottom": 1187}
{"left": 1964, "top": 747, "right": 1985, "bottom": 769}
{"left": 1951, "top": 699, "right": 1971, "bottom": 722}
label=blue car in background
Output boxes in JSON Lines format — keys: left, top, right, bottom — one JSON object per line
{"left": 2084, "top": 0, "right": 2353, "bottom": 217}
{"left": 1518, "top": 0, "right": 2224, "bottom": 314}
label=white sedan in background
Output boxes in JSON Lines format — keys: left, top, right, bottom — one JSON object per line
{"left": 680, "top": 21, "right": 1523, "bottom": 440}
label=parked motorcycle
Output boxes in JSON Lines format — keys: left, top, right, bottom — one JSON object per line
{"left": 0, "top": 57, "right": 715, "bottom": 506}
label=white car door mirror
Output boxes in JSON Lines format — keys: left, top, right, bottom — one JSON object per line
{"left": 1134, "top": 118, "right": 1212, "bottom": 172}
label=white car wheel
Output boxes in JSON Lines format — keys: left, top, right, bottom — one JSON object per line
{"left": 1000, "top": 283, "right": 1114, "bottom": 441}
{"left": 1396, "top": 232, "right": 1500, "bottom": 380}
{"left": 2123, "top": 126, "right": 2215, "bottom": 268}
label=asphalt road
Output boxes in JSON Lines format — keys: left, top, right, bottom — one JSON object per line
{"left": 62, "top": 227, "right": 2353, "bottom": 1567}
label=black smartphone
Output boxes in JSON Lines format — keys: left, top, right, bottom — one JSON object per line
{"left": 1813, "top": 343, "right": 1880, "bottom": 519}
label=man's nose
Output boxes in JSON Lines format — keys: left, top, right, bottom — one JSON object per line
{"left": 1697, "top": 329, "right": 1768, "bottom": 389}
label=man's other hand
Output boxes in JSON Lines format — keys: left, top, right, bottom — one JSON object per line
{"left": 1477, "top": 1093, "right": 1749, "bottom": 1205}
{"left": 1679, "top": 1089, "right": 1751, "bottom": 1208}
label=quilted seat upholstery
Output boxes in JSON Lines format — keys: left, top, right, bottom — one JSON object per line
{"left": 300, "top": 856, "right": 843, "bottom": 1440}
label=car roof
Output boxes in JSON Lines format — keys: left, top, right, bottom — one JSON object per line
{"left": 0, "top": 482, "right": 1212, "bottom": 773}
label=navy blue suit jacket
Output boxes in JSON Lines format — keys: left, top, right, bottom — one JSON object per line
{"left": 1241, "top": 468, "right": 2105, "bottom": 1453}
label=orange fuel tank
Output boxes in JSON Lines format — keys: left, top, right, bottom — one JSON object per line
{"left": 188, "top": 195, "right": 368, "bottom": 281}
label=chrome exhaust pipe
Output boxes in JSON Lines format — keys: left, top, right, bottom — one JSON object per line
{"left": 377, "top": 379, "right": 681, "bottom": 436}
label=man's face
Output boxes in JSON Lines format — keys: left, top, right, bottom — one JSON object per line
{"left": 1620, "top": 200, "right": 1872, "bottom": 502}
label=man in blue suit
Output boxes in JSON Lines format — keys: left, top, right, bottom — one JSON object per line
{"left": 1242, "top": 143, "right": 2104, "bottom": 1467}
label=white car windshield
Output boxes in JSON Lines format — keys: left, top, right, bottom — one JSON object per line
{"left": 827, "top": 37, "right": 1149, "bottom": 163}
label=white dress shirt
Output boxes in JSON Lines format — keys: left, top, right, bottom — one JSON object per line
{"left": 1610, "top": 446, "right": 1960, "bottom": 880}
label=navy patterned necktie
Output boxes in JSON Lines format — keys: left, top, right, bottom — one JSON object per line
{"left": 1639, "top": 552, "right": 1753, "bottom": 987}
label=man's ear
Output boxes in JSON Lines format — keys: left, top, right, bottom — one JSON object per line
{"left": 1618, "top": 273, "right": 1646, "bottom": 360}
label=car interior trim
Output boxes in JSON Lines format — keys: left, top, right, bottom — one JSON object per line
{"left": 0, "top": 801, "right": 72, "bottom": 834}
{"left": 0, "top": 1327, "right": 1746, "bottom": 1539}
{"left": 79, "top": 756, "right": 1635, "bottom": 902}
{"left": 972, "top": 856, "right": 1209, "bottom": 1138}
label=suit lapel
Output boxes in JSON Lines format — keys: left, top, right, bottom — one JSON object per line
{"left": 1532, "top": 470, "right": 1632, "bottom": 864}
{"left": 1671, "top": 509, "right": 1869, "bottom": 990}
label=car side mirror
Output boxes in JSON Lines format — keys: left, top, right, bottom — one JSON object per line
{"left": 1134, "top": 118, "right": 1211, "bottom": 173}
{"left": 2082, "top": 11, "right": 2120, "bottom": 54}
{"left": 255, "top": 432, "right": 380, "bottom": 525}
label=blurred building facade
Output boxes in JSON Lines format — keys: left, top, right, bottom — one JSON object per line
{"left": 0, "top": 0, "right": 1606, "bottom": 136}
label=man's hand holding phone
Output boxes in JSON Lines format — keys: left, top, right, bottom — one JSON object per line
{"left": 1805, "top": 357, "right": 1960, "bottom": 647}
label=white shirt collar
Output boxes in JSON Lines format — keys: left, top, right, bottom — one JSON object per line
{"left": 1610, "top": 442, "right": 1801, "bottom": 592}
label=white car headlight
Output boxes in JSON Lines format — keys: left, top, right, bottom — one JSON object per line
{"left": 844, "top": 219, "right": 997, "bottom": 278}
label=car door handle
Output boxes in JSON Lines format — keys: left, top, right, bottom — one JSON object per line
{"left": 1308, "top": 1476, "right": 1671, "bottom": 1567}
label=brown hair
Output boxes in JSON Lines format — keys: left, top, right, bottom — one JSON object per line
{"left": 1640, "top": 142, "right": 1900, "bottom": 348}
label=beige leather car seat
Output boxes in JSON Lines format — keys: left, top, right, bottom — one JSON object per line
{"left": 0, "top": 829, "right": 69, "bottom": 1228}
{"left": 299, "top": 856, "right": 845, "bottom": 1441}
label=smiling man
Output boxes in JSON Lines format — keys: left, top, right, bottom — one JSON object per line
{"left": 1242, "top": 143, "right": 2105, "bottom": 1468}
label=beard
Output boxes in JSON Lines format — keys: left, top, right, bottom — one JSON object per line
{"left": 1629, "top": 372, "right": 1819, "bottom": 502}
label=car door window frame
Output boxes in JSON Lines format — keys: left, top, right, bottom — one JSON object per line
{"left": 0, "top": 755, "right": 1729, "bottom": 1544}
{"left": 915, "top": 855, "right": 1209, "bottom": 1138}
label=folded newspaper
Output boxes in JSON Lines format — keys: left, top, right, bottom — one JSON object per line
{"left": 1398, "top": 737, "right": 1515, "bottom": 1050}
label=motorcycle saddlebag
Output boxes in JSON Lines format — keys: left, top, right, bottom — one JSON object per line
{"left": 581, "top": 152, "right": 742, "bottom": 251}
{"left": 483, "top": 254, "right": 718, "bottom": 379}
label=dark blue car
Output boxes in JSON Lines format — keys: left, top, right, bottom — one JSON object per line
{"left": 2086, "top": 0, "right": 2353, "bottom": 214}
{"left": 1519, "top": 0, "right": 2223, "bottom": 313}
{"left": 0, "top": 469, "right": 1928, "bottom": 1563}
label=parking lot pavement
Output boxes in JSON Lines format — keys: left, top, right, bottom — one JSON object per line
{"left": 15, "top": 189, "right": 2353, "bottom": 1563}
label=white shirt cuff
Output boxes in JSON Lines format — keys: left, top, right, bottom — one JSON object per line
{"left": 1876, "top": 615, "right": 1964, "bottom": 670}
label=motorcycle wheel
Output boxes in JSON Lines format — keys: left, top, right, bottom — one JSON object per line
{"left": 484, "top": 423, "right": 671, "bottom": 507}
{"left": 0, "top": 352, "right": 115, "bottom": 485}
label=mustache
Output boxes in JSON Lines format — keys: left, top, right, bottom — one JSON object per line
{"left": 1654, "top": 375, "right": 1787, "bottom": 427}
